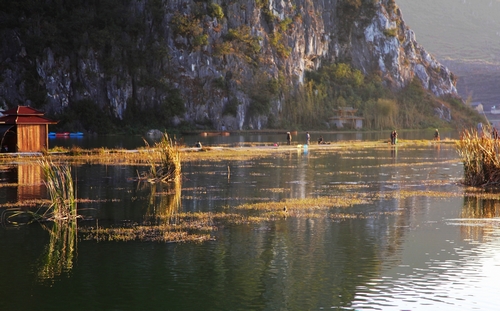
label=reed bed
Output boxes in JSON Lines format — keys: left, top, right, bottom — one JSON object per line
{"left": 456, "top": 128, "right": 500, "bottom": 187}
{"left": 0, "top": 138, "right": 455, "bottom": 166}
{"left": 80, "top": 195, "right": 370, "bottom": 242}
{"left": 79, "top": 183, "right": 487, "bottom": 243}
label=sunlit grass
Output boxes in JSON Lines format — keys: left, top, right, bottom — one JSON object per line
{"left": 456, "top": 127, "right": 500, "bottom": 187}
{"left": 0, "top": 138, "right": 458, "bottom": 166}
{"left": 38, "top": 157, "right": 77, "bottom": 220}
{"left": 140, "top": 133, "right": 182, "bottom": 183}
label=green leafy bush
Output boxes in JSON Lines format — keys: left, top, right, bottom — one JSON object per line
{"left": 171, "top": 13, "right": 202, "bottom": 37}
{"left": 383, "top": 28, "right": 398, "bottom": 37}
{"left": 209, "top": 3, "right": 224, "bottom": 20}
{"left": 193, "top": 34, "right": 209, "bottom": 47}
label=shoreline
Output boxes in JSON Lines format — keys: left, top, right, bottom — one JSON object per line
{"left": 0, "top": 139, "right": 456, "bottom": 165}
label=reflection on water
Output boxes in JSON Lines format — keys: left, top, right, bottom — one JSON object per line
{"left": 37, "top": 220, "right": 77, "bottom": 281}
{"left": 0, "top": 164, "right": 46, "bottom": 204}
{"left": 141, "top": 181, "right": 181, "bottom": 224}
{"left": 18, "top": 164, "right": 45, "bottom": 201}
{"left": 2, "top": 143, "right": 500, "bottom": 310}
{"left": 352, "top": 195, "right": 500, "bottom": 311}
{"left": 457, "top": 197, "right": 500, "bottom": 242}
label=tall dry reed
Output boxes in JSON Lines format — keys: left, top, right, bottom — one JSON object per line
{"left": 38, "top": 158, "right": 77, "bottom": 220}
{"left": 143, "top": 133, "right": 181, "bottom": 183}
{"left": 456, "top": 127, "right": 500, "bottom": 186}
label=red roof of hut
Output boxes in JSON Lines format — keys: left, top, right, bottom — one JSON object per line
{"left": 0, "top": 106, "right": 57, "bottom": 125}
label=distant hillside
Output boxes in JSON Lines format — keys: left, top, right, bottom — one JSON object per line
{"left": 397, "top": 0, "right": 500, "bottom": 108}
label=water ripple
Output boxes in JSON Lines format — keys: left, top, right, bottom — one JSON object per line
{"left": 350, "top": 224, "right": 500, "bottom": 310}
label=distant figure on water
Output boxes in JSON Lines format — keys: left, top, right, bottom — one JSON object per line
{"left": 390, "top": 130, "right": 398, "bottom": 145}
{"left": 306, "top": 132, "right": 310, "bottom": 145}
{"left": 286, "top": 132, "right": 292, "bottom": 145}
{"left": 195, "top": 141, "right": 202, "bottom": 148}
{"left": 434, "top": 129, "right": 440, "bottom": 141}
{"left": 318, "top": 136, "right": 324, "bottom": 144}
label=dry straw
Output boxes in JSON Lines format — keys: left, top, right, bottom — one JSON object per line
{"left": 38, "top": 157, "right": 77, "bottom": 220}
{"left": 456, "top": 127, "right": 500, "bottom": 187}
{"left": 142, "top": 133, "right": 182, "bottom": 183}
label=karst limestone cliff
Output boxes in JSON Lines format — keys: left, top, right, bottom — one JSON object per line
{"left": 0, "top": 0, "right": 457, "bottom": 130}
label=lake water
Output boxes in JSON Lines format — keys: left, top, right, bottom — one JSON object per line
{"left": 46, "top": 128, "right": 459, "bottom": 150}
{"left": 1, "top": 134, "right": 500, "bottom": 310}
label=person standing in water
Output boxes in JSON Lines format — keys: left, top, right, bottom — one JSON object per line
{"left": 434, "top": 129, "right": 440, "bottom": 141}
{"left": 305, "top": 132, "right": 310, "bottom": 145}
{"left": 286, "top": 132, "right": 292, "bottom": 145}
{"left": 390, "top": 130, "right": 398, "bottom": 145}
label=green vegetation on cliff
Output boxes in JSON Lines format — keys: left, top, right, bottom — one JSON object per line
{"left": 281, "top": 62, "right": 483, "bottom": 130}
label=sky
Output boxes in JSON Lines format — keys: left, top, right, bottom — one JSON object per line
{"left": 396, "top": 0, "right": 500, "bottom": 64}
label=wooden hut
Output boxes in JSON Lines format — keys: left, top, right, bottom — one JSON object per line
{"left": 0, "top": 106, "right": 57, "bottom": 152}
{"left": 328, "top": 107, "right": 364, "bottom": 129}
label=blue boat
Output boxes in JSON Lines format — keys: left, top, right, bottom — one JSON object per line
{"left": 69, "top": 132, "right": 84, "bottom": 137}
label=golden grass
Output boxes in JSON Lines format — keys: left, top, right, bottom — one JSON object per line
{"left": 456, "top": 128, "right": 500, "bottom": 187}
{"left": 38, "top": 157, "right": 77, "bottom": 220}
{"left": 77, "top": 184, "right": 480, "bottom": 243}
{"left": 0, "top": 138, "right": 455, "bottom": 166}
{"left": 140, "top": 133, "right": 182, "bottom": 183}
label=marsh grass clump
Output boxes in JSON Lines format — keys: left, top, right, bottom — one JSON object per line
{"left": 142, "top": 133, "right": 181, "bottom": 183}
{"left": 69, "top": 146, "right": 84, "bottom": 156}
{"left": 456, "top": 128, "right": 500, "bottom": 187}
{"left": 38, "top": 157, "right": 77, "bottom": 220}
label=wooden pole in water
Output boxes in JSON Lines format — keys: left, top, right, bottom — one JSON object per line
{"left": 227, "top": 165, "right": 230, "bottom": 182}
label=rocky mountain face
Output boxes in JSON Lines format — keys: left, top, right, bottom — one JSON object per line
{"left": 0, "top": 0, "right": 457, "bottom": 131}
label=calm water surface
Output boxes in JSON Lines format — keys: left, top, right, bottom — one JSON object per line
{"left": 46, "top": 129, "right": 459, "bottom": 149}
{"left": 1, "top": 137, "right": 500, "bottom": 311}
